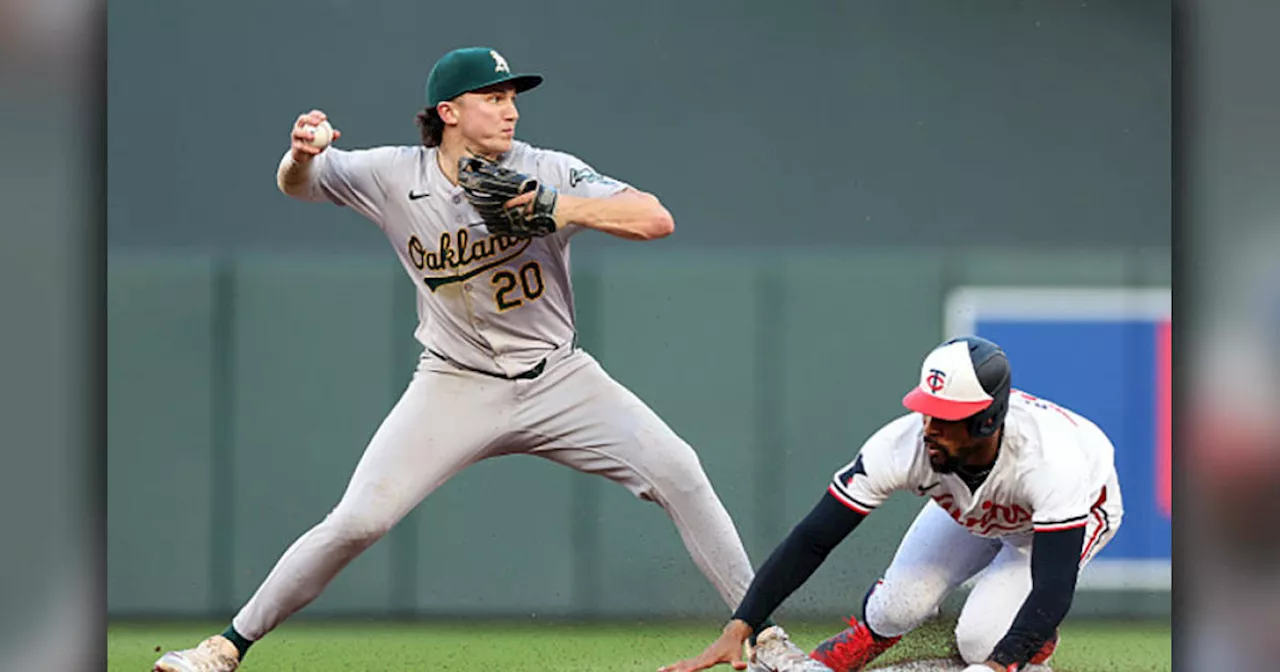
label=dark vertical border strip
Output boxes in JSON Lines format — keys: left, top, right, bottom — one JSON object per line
{"left": 91, "top": 0, "right": 109, "bottom": 655}
{"left": 570, "top": 263, "right": 603, "bottom": 616}
{"left": 209, "top": 256, "right": 237, "bottom": 616}
{"left": 753, "top": 265, "right": 784, "bottom": 551}
{"left": 1169, "top": 0, "right": 1188, "bottom": 666}
{"left": 388, "top": 268, "right": 419, "bottom": 617}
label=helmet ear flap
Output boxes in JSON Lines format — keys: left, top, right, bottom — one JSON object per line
{"left": 969, "top": 395, "right": 1008, "bottom": 438}
{"left": 965, "top": 342, "right": 1011, "bottom": 438}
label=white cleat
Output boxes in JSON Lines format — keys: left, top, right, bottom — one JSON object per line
{"left": 152, "top": 635, "right": 240, "bottom": 672}
{"left": 749, "top": 626, "right": 834, "bottom": 672}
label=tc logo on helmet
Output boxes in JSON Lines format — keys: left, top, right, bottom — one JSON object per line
{"left": 490, "top": 50, "right": 510, "bottom": 73}
{"left": 926, "top": 368, "right": 947, "bottom": 393}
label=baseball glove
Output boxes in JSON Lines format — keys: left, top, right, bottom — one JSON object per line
{"left": 457, "top": 156, "right": 559, "bottom": 238}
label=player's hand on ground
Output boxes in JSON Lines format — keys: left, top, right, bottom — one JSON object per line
{"left": 657, "top": 624, "right": 751, "bottom": 672}
{"left": 290, "top": 109, "right": 341, "bottom": 161}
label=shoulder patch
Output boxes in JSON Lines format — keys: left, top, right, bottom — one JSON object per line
{"left": 836, "top": 455, "right": 868, "bottom": 486}
{"left": 568, "top": 167, "right": 616, "bottom": 187}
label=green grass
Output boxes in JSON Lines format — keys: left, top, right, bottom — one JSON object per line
{"left": 109, "top": 618, "right": 1171, "bottom": 672}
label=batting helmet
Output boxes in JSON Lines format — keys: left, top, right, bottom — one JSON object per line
{"left": 902, "top": 336, "right": 1012, "bottom": 438}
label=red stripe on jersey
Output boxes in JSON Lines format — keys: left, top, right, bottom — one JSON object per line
{"left": 827, "top": 484, "right": 872, "bottom": 515}
{"left": 1078, "top": 487, "right": 1111, "bottom": 562}
{"left": 1079, "top": 510, "right": 1106, "bottom": 562}
{"left": 1035, "top": 521, "right": 1089, "bottom": 533}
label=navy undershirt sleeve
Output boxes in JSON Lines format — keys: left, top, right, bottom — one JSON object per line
{"left": 731, "top": 493, "right": 867, "bottom": 631}
{"left": 989, "top": 526, "right": 1088, "bottom": 667}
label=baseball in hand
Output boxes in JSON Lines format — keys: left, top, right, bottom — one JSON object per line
{"left": 302, "top": 120, "right": 334, "bottom": 149}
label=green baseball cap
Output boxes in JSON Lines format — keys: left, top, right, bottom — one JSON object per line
{"left": 425, "top": 47, "right": 543, "bottom": 107}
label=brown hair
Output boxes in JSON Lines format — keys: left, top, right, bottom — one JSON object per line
{"left": 415, "top": 106, "right": 445, "bottom": 147}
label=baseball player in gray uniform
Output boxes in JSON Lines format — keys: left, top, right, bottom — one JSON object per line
{"left": 153, "top": 46, "right": 764, "bottom": 671}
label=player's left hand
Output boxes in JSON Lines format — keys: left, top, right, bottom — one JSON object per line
{"left": 657, "top": 622, "right": 751, "bottom": 672}
{"left": 504, "top": 191, "right": 576, "bottom": 232}
{"left": 457, "top": 156, "right": 560, "bottom": 238}
{"left": 503, "top": 191, "right": 535, "bottom": 210}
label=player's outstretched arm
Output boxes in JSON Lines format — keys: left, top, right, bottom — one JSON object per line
{"left": 986, "top": 526, "right": 1088, "bottom": 669}
{"left": 276, "top": 109, "right": 342, "bottom": 198}
{"left": 658, "top": 493, "right": 867, "bottom": 672}
{"left": 731, "top": 493, "right": 867, "bottom": 630}
{"left": 526, "top": 188, "right": 673, "bottom": 241}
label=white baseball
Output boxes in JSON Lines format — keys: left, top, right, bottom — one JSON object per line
{"left": 302, "top": 120, "right": 333, "bottom": 149}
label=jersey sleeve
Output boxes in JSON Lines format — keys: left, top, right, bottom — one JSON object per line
{"left": 533, "top": 149, "right": 631, "bottom": 200}
{"left": 1024, "top": 452, "right": 1096, "bottom": 532}
{"left": 827, "top": 417, "right": 916, "bottom": 514}
{"left": 303, "top": 146, "right": 402, "bottom": 223}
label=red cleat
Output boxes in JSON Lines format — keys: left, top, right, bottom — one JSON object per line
{"left": 809, "top": 617, "right": 902, "bottom": 672}
{"left": 1028, "top": 629, "right": 1060, "bottom": 665}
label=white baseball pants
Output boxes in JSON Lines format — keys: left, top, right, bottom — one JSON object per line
{"left": 863, "top": 497, "right": 1121, "bottom": 664}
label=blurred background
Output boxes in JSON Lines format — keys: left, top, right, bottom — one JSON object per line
{"left": 105, "top": 0, "right": 1171, "bottom": 628}
{"left": 47, "top": 0, "right": 1280, "bottom": 669}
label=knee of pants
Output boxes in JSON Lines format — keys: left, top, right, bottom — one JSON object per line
{"left": 863, "top": 579, "right": 941, "bottom": 638}
{"left": 954, "top": 620, "right": 999, "bottom": 665}
{"left": 319, "top": 507, "right": 396, "bottom": 550}
{"left": 639, "top": 445, "right": 713, "bottom": 504}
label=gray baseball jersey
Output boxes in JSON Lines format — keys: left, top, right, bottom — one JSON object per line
{"left": 225, "top": 138, "right": 759, "bottom": 643}
{"left": 297, "top": 140, "right": 628, "bottom": 377}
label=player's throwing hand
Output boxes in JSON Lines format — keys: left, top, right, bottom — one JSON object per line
{"left": 657, "top": 621, "right": 751, "bottom": 672}
{"left": 289, "top": 109, "right": 341, "bottom": 161}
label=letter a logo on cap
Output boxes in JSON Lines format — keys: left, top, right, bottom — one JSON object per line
{"left": 490, "top": 50, "right": 510, "bottom": 73}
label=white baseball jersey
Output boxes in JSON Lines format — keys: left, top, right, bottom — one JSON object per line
{"left": 296, "top": 140, "right": 629, "bottom": 377}
{"left": 827, "top": 391, "right": 1123, "bottom": 547}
